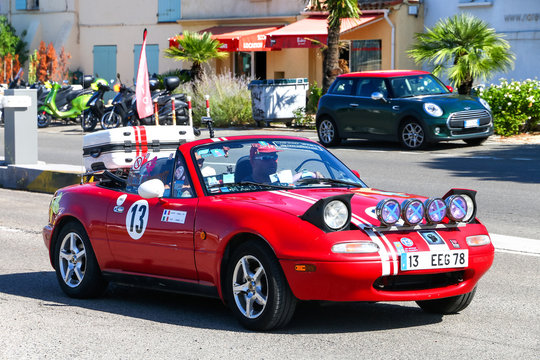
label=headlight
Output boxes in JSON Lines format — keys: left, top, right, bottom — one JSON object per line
{"left": 324, "top": 200, "right": 349, "bottom": 230}
{"left": 445, "top": 195, "right": 468, "bottom": 222}
{"left": 423, "top": 103, "right": 443, "bottom": 117}
{"left": 424, "top": 198, "right": 447, "bottom": 224}
{"left": 479, "top": 98, "right": 491, "bottom": 111}
{"left": 376, "top": 199, "right": 401, "bottom": 226}
{"left": 332, "top": 241, "right": 380, "bottom": 254}
{"left": 401, "top": 199, "right": 424, "bottom": 226}
{"left": 466, "top": 235, "right": 491, "bottom": 246}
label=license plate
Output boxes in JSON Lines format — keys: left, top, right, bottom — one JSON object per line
{"left": 464, "top": 119, "right": 479, "bottom": 128}
{"left": 400, "top": 250, "right": 468, "bottom": 271}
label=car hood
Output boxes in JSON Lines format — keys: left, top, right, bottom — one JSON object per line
{"left": 407, "top": 93, "right": 487, "bottom": 112}
{"left": 218, "top": 187, "right": 425, "bottom": 227}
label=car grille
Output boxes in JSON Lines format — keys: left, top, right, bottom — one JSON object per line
{"left": 373, "top": 271, "right": 464, "bottom": 291}
{"left": 447, "top": 109, "right": 492, "bottom": 129}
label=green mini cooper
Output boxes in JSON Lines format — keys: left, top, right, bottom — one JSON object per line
{"left": 316, "top": 70, "right": 493, "bottom": 149}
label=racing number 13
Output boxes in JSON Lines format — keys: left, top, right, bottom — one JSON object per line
{"left": 126, "top": 200, "right": 149, "bottom": 240}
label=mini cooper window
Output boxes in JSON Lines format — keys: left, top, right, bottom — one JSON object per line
{"left": 193, "top": 139, "right": 366, "bottom": 194}
{"left": 390, "top": 75, "right": 450, "bottom": 98}
{"left": 330, "top": 79, "right": 355, "bottom": 95}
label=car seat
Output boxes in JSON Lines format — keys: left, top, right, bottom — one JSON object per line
{"left": 234, "top": 156, "right": 252, "bottom": 183}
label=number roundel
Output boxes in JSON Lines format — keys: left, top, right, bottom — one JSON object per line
{"left": 126, "top": 200, "right": 149, "bottom": 240}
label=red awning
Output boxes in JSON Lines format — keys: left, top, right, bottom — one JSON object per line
{"left": 267, "top": 15, "right": 383, "bottom": 49}
{"left": 168, "top": 25, "right": 281, "bottom": 52}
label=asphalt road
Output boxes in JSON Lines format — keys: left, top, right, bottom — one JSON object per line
{"left": 0, "top": 187, "right": 538, "bottom": 359}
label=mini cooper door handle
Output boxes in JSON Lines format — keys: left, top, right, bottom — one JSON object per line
{"left": 349, "top": 103, "right": 359, "bottom": 107}
{"left": 392, "top": 105, "right": 400, "bottom": 110}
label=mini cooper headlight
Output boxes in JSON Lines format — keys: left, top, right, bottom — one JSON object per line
{"left": 332, "top": 241, "right": 380, "bottom": 254}
{"left": 324, "top": 200, "right": 349, "bottom": 230}
{"left": 423, "top": 103, "right": 443, "bottom": 117}
{"left": 376, "top": 199, "right": 401, "bottom": 226}
{"left": 445, "top": 195, "right": 468, "bottom": 222}
{"left": 479, "top": 98, "right": 491, "bottom": 111}
{"left": 424, "top": 198, "right": 447, "bottom": 224}
{"left": 401, "top": 199, "right": 424, "bottom": 226}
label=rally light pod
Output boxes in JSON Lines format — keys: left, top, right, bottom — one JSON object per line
{"left": 443, "top": 189, "right": 477, "bottom": 223}
{"left": 376, "top": 199, "right": 401, "bottom": 226}
{"left": 445, "top": 195, "right": 468, "bottom": 222}
{"left": 424, "top": 198, "right": 447, "bottom": 224}
{"left": 301, "top": 194, "right": 353, "bottom": 232}
{"left": 401, "top": 199, "right": 424, "bottom": 226}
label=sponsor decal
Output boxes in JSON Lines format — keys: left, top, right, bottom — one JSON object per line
{"left": 450, "top": 239, "right": 461, "bottom": 248}
{"left": 50, "top": 192, "right": 63, "bottom": 215}
{"left": 420, "top": 231, "right": 445, "bottom": 245}
{"left": 113, "top": 206, "right": 124, "bottom": 213}
{"left": 400, "top": 237, "right": 414, "bottom": 247}
{"left": 161, "top": 209, "right": 187, "bottom": 224}
{"left": 394, "top": 242, "right": 405, "bottom": 255}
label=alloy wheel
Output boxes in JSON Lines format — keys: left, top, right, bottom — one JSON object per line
{"left": 319, "top": 119, "right": 335, "bottom": 145}
{"left": 58, "top": 232, "right": 87, "bottom": 288}
{"left": 232, "top": 255, "right": 268, "bottom": 319}
{"left": 402, "top": 122, "right": 425, "bottom": 149}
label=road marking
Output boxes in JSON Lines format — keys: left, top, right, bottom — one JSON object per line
{"left": 491, "top": 233, "right": 540, "bottom": 256}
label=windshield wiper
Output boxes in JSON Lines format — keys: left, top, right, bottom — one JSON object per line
{"left": 208, "top": 181, "right": 293, "bottom": 190}
{"left": 295, "top": 177, "right": 362, "bottom": 187}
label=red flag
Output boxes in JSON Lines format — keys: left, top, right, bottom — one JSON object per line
{"left": 136, "top": 29, "right": 153, "bottom": 119}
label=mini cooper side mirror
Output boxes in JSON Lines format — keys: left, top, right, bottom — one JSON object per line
{"left": 138, "top": 179, "right": 165, "bottom": 199}
{"left": 446, "top": 85, "right": 454, "bottom": 93}
{"left": 371, "top": 92, "right": 386, "bottom": 102}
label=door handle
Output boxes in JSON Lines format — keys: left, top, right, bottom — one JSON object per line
{"left": 349, "top": 103, "right": 359, "bottom": 107}
{"left": 392, "top": 105, "right": 400, "bottom": 110}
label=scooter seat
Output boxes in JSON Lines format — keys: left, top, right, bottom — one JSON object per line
{"left": 66, "top": 88, "right": 92, "bottom": 102}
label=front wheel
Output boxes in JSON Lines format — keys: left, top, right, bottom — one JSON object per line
{"left": 37, "top": 111, "right": 52, "bottom": 128}
{"left": 400, "top": 120, "right": 426, "bottom": 150}
{"left": 317, "top": 117, "right": 341, "bottom": 147}
{"left": 416, "top": 287, "right": 477, "bottom": 314}
{"left": 225, "top": 242, "right": 297, "bottom": 331}
{"left": 81, "top": 110, "right": 98, "bottom": 132}
{"left": 53, "top": 222, "right": 107, "bottom": 298}
{"left": 101, "top": 110, "right": 121, "bottom": 129}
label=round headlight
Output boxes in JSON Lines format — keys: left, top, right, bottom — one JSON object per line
{"left": 423, "top": 103, "right": 443, "bottom": 117}
{"left": 459, "top": 194, "right": 476, "bottom": 222}
{"left": 445, "top": 195, "right": 468, "bottom": 222}
{"left": 401, "top": 199, "right": 424, "bottom": 226}
{"left": 424, "top": 198, "right": 447, "bottom": 224}
{"left": 376, "top": 199, "right": 401, "bottom": 226}
{"left": 479, "top": 98, "right": 491, "bottom": 111}
{"left": 324, "top": 200, "right": 349, "bottom": 230}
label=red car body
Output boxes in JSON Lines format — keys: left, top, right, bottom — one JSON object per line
{"left": 43, "top": 134, "right": 494, "bottom": 329}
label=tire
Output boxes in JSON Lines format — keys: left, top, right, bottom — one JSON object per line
{"left": 37, "top": 111, "right": 52, "bottom": 128}
{"left": 81, "top": 110, "right": 97, "bottom": 132}
{"left": 400, "top": 120, "right": 426, "bottom": 150}
{"left": 225, "top": 242, "right": 297, "bottom": 331}
{"left": 416, "top": 287, "right": 477, "bottom": 314}
{"left": 317, "top": 117, "right": 341, "bottom": 147}
{"left": 101, "top": 110, "right": 121, "bottom": 129}
{"left": 53, "top": 222, "right": 107, "bottom": 298}
{"left": 464, "top": 137, "right": 488, "bottom": 146}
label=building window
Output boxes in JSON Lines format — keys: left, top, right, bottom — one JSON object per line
{"left": 16, "top": 0, "right": 39, "bottom": 10}
{"left": 134, "top": 44, "right": 160, "bottom": 82}
{"left": 234, "top": 52, "right": 252, "bottom": 77}
{"left": 350, "top": 40, "right": 381, "bottom": 72}
{"left": 158, "top": 0, "right": 181, "bottom": 22}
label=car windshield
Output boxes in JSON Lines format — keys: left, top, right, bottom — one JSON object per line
{"left": 389, "top": 74, "right": 450, "bottom": 98}
{"left": 193, "top": 139, "right": 366, "bottom": 194}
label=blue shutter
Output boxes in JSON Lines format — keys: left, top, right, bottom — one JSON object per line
{"left": 158, "top": 0, "right": 181, "bottom": 22}
{"left": 93, "top": 45, "right": 117, "bottom": 101}
{"left": 16, "top": 0, "right": 27, "bottom": 10}
{"left": 134, "top": 44, "right": 159, "bottom": 83}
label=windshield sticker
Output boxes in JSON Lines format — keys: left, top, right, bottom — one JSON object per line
{"left": 207, "top": 176, "right": 219, "bottom": 187}
{"left": 161, "top": 210, "right": 187, "bottom": 224}
{"left": 211, "top": 148, "right": 226, "bottom": 157}
{"left": 270, "top": 169, "right": 293, "bottom": 184}
{"left": 126, "top": 200, "right": 149, "bottom": 240}
{"left": 175, "top": 165, "right": 185, "bottom": 180}
{"left": 223, "top": 173, "right": 234, "bottom": 184}
{"left": 272, "top": 141, "right": 323, "bottom": 152}
{"left": 220, "top": 187, "right": 230, "bottom": 193}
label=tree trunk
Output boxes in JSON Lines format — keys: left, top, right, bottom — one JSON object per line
{"left": 457, "top": 76, "right": 473, "bottom": 95}
{"left": 191, "top": 62, "right": 203, "bottom": 81}
{"left": 322, "top": 22, "right": 342, "bottom": 94}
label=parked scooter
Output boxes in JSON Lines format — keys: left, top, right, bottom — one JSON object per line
{"left": 81, "top": 79, "right": 110, "bottom": 132}
{"left": 100, "top": 75, "right": 135, "bottom": 129}
{"left": 37, "top": 75, "right": 95, "bottom": 128}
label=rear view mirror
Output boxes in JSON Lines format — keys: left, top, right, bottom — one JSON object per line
{"left": 138, "top": 179, "right": 165, "bottom": 199}
{"left": 446, "top": 85, "right": 454, "bottom": 93}
{"left": 371, "top": 92, "right": 386, "bottom": 102}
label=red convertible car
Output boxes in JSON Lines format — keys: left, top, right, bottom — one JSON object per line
{"left": 43, "top": 134, "right": 494, "bottom": 330}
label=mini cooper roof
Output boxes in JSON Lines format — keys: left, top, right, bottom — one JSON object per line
{"left": 338, "top": 70, "right": 431, "bottom": 78}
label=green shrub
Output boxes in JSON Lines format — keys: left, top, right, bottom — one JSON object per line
{"left": 306, "top": 81, "right": 323, "bottom": 114}
{"left": 475, "top": 78, "right": 540, "bottom": 136}
{"left": 177, "top": 72, "right": 253, "bottom": 127}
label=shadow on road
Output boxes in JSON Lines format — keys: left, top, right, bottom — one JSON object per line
{"left": 0, "top": 271, "right": 443, "bottom": 334}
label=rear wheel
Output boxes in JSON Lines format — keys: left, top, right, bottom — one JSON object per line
{"left": 464, "top": 137, "right": 488, "bottom": 146}
{"left": 317, "top": 117, "right": 341, "bottom": 147}
{"left": 416, "top": 287, "right": 477, "bottom": 314}
{"left": 101, "top": 110, "right": 121, "bottom": 129}
{"left": 225, "top": 242, "right": 297, "bottom": 331}
{"left": 400, "top": 120, "right": 426, "bottom": 149}
{"left": 37, "top": 111, "right": 52, "bottom": 128}
{"left": 53, "top": 222, "right": 107, "bottom": 298}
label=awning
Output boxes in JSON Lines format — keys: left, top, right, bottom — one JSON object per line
{"left": 267, "top": 15, "right": 384, "bottom": 48}
{"left": 168, "top": 25, "right": 282, "bottom": 52}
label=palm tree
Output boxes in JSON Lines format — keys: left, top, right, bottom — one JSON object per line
{"left": 165, "top": 30, "right": 228, "bottom": 81}
{"left": 312, "top": 0, "right": 361, "bottom": 94}
{"left": 408, "top": 13, "right": 515, "bottom": 95}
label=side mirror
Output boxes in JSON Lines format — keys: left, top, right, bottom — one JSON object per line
{"left": 446, "top": 85, "right": 454, "bottom": 93}
{"left": 371, "top": 92, "right": 386, "bottom": 102}
{"left": 138, "top": 179, "right": 165, "bottom": 199}
{"left": 351, "top": 170, "right": 361, "bottom": 179}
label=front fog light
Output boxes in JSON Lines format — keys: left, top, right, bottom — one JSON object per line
{"left": 446, "top": 195, "right": 468, "bottom": 222}
{"left": 466, "top": 235, "right": 491, "bottom": 246}
{"left": 425, "top": 198, "right": 447, "bottom": 224}
{"left": 434, "top": 127, "right": 440, "bottom": 135}
{"left": 324, "top": 200, "right": 349, "bottom": 230}
{"left": 332, "top": 241, "right": 380, "bottom": 254}
{"left": 376, "top": 199, "right": 401, "bottom": 226}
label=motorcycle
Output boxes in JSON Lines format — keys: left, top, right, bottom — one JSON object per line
{"left": 100, "top": 76, "right": 135, "bottom": 129}
{"left": 81, "top": 80, "right": 110, "bottom": 132}
{"left": 37, "top": 75, "right": 96, "bottom": 128}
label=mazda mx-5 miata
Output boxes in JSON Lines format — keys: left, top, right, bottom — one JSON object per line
{"left": 43, "top": 135, "right": 494, "bottom": 330}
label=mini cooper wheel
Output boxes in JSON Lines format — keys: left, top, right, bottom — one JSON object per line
{"left": 225, "top": 242, "right": 297, "bottom": 331}
{"left": 54, "top": 222, "right": 107, "bottom": 298}
{"left": 400, "top": 120, "right": 426, "bottom": 150}
{"left": 416, "top": 287, "right": 477, "bottom": 314}
{"left": 317, "top": 117, "right": 341, "bottom": 147}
